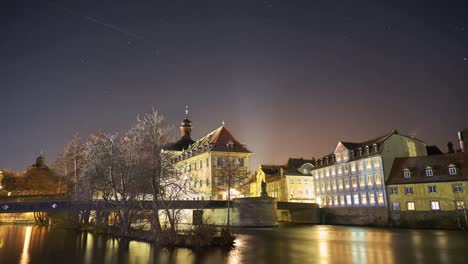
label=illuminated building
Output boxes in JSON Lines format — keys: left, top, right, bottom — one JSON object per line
{"left": 313, "top": 130, "right": 427, "bottom": 208}
{"left": 251, "top": 158, "right": 316, "bottom": 203}
{"left": 387, "top": 152, "right": 468, "bottom": 226}
{"left": 163, "top": 108, "right": 251, "bottom": 200}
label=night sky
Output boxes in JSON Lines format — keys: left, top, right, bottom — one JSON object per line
{"left": 1, "top": 0, "right": 467, "bottom": 172}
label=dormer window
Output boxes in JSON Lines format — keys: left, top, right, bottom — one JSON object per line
{"left": 365, "top": 145, "right": 370, "bottom": 155}
{"left": 373, "top": 143, "right": 378, "bottom": 153}
{"left": 358, "top": 148, "right": 363, "bottom": 156}
{"left": 449, "top": 165, "right": 458, "bottom": 175}
{"left": 226, "top": 140, "right": 234, "bottom": 149}
{"left": 403, "top": 168, "right": 412, "bottom": 178}
{"left": 425, "top": 167, "right": 434, "bottom": 177}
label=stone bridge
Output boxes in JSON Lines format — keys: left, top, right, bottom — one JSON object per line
{"left": 0, "top": 196, "right": 320, "bottom": 226}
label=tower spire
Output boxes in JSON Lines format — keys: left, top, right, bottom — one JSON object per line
{"left": 185, "top": 105, "right": 189, "bottom": 119}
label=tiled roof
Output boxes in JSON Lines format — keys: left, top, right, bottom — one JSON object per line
{"left": 387, "top": 152, "right": 468, "bottom": 185}
{"left": 166, "top": 126, "right": 251, "bottom": 161}
{"left": 311, "top": 130, "right": 424, "bottom": 169}
{"left": 284, "top": 158, "right": 315, "bottom": 176}
{"left": 259, "top": 165, "right": 285, "bottom": 177}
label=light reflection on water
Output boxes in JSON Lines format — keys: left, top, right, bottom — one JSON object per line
{"left": 0, "top": 224, "right": 467, "bottom": 264}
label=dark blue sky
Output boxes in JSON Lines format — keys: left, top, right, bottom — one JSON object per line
{"left": 1, "top": 0, "right": 467, "bottom": 171}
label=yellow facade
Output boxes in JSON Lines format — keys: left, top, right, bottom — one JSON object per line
{"left": 387, "top": 181, "right": 468, "bottom": 211}
{"left": 175, "top": 151, "right": 251, "bottom": 200}
{"left": 284, "top": 175, "right": 315, "bottom": 203}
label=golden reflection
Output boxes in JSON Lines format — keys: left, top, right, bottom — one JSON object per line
{"left": 20, "top": 226, "right": 32, "bottom": 264}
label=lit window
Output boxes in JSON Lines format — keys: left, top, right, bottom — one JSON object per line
{"left": 377, "top": 192, "right": 384, "bottom": 204}
{"left": 449, "top": 166, "right": 458, "bottom": 175}
{"left": 431, "top": 201, "right": 440, "bottom": 210}
{"left": 332, "top": 180, "right": 336, "bottom": 190}
{"left": 392, "top": 202, "right": 400, "bottom": 211}
{"left": 340, "top": 195, "right": 345, "bottom": 206}
{"left": 373, "top": 157, "right": 380, "bottom": 167}
{"left": 452, "top": 183, "right": 463, "bottom": 193}
{"left": 298, "top": 179, "right": 302, "bottom": 184}
{"left": 338, "top": 166, "right": 342, "bottom": 175}
{"left": 375, "top": 174, "right": 382, "bottom": 185}
{"left": 333, "top": 196, "right": 338, "bottom": 206}
{"left": 403, "top": 169, "right": 412, "bottom": 178}
{"left": 331, "top": 167, "right": 336, "bottom": 175}
{"left": 353, "top": 194, "right": 360, "bottom": 205}
{"left": 344, "top": 178, "right": 350, "bottom": 189}
{"left": 336, "top": 154, "right": 342, "bottom": 162}
{"left": 407, "top": 202, "right": 415, "bottom": 211}
{"left": 346, "top": 195, "right": 352, "bottom": 205}
{"left": 428, "top": 185, "right": 437, "bottom": 193}
{"left": 351, "top": 162, "right": 356, "bottom": 172}
{"left": 326, "top": 181, "right": 330, "bottom": 191}
{"left": 367, "top": 175, "right": 373, "bottom": 185}
{"left": 361, "top": 193, "right": 367, "bottom": 205}
{"left": 425, "top": 168, "right": 433, "bottom": 177}
{"left": 343, "top": 152, "right": 348, "bottom": 161}
{"left": 405, "top": 186, "right": 414, "bottom": 194}
{"left": 359, "top": 176, "right": 365, "bottom": 187}
{"left": 389, "top": 187, "right": 398, "bottom": 195}
{"left": 369, "top": 192, "right": 375, "bottom": 204}
{"left": 338, "top": 180, "right": 343, "bottom": 190}
{"left": 325, "top": 168, "right": 330, "bottom": 177}
{"left": 352, "top": 177, "right": 357, "bottom": 188}
{"left": 358, "top": 161, "right": 364, "bottom": 171}
{"left": 366, "top": 159, "right": 372, "bottom": 169}
{"left": 315, "top": 183, "right": 319, "bottom": 193}
{"left": 455, "top": 201, "right": 465, "bottom": 210}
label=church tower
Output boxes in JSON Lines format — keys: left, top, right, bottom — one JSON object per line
{"left": 180, "top": 106, "right": 192, "bottom": 140}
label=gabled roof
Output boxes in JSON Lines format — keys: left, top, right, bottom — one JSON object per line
{"left": 284, "top": 158, "right": 315, "bottom": 176}
{"left": 387, "top": 152, "right": 468, "bottom": 185}
{"left": 166, "top": 126, "right": 251, "bottom": 161}
{"left": 259, "top": 165, "right": 285, "bottom": 177}
{"left": 313, "top": 130, "right": 425, "bottom": 169}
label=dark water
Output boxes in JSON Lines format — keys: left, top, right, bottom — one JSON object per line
{"left": 0, "top": 224, "right": 467, "bottom": 264}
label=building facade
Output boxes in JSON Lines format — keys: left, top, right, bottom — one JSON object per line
{"left": 251, "top": 159, "right": 316, "bottom": 203}
{"left": 163, "top": 110, "right": 251, "bottom": 200}
{"left": 386, "top": 152, "right": 468, "bottom": 227}
{"left": 313, "top": 130, "right": 427, "bottom": 208}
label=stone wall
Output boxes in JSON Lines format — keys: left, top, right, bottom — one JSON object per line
{"left": 322, "top": 207, "right": 388, "bottom": 226}
{"left": 390, "top": 210, "right": 468, "bottom": 229}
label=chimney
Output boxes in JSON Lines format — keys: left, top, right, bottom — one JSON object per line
{"left": 447, "top": 142, "right": 454, "bottom": 153}
{"left": 459, "top": 129, "right": 468, "bottom": 153}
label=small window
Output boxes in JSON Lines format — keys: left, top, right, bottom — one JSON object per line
{"left": 389, "top": 187, "right": 398, "bottom": 195}
{"left": 449, "top": 166, "right": 457, "bottom": 175}
{"left": 346, "top": 195, "right": 352, "bottom": 205}
{"left": 425, "top": 168, "right": 433, "bottom": 177}
{"left": 353, "top": 194, "right": 360, "bottom": 205}
{"left": 200, "top": 160, "right": 203, "bottom": 169}
{"left": 428, "top": 185, "right": 437, "bottom": 193}
{"left": 289, "top": 179, "right": 294, "bottom": 184}
{"left": 239, "top": 158, "right": 245, "bottom": 167}
{"left": 361, "top": 193, "right": 367, "bottom": 205}
{"left": 407, "top": 202, "right": 415, "bottom": 211}
{"left": 403, "top": 169, "right": 412, "bottom": 178}
{"left": 297, "top": 179, "right": 302, "bottom": 184}
{"left": 392, "top": 202, "right": 400, "bottom": 211}
{"left": 305, "top": 189, "right": 309, "bottom": 195}
{"left": 452, "top": 183, "right": 463, "bottom": 193}
{"left": 455, "top": 201, "right": 465, "bottom": 210}
{"left": 405, "top": 186, "right": 414, "bottom": 195}
{"left": 431, "top": 201, "right": 440, "bottom": 211}
{"left": 304, "top": 178, "right": 308, "bottom": 184}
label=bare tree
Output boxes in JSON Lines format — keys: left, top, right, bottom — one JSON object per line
{"left": 214, "top": 156, "right": 250, "bottom": 230}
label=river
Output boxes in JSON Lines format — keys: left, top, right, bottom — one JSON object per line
{"left": 0, "top": 224, "right": 467, "bottom": 264}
